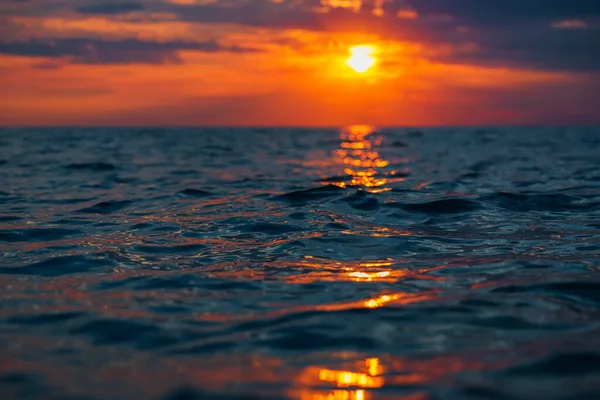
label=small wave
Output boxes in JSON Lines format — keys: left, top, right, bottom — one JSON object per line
{"left": 133, "top": 244, "right": 207, "bottom": 254}
{"left": 506, "top": 352, "right": 600, "bottom": 377}
{"left": 64, "top": 162, "right": 117, "bottom": 171}
{"left": 389, "top": 140, "right": 409, "bottom": 147}
{"left": 7, "top": 312, "right": 85, "bottom": 326}
{"left": 0, "top": 228, "right": 81, "bottom": 243}
{"left": 161, "top": 387, "right": 270, "bottom": 400}
{"left": 342, "top": 191, "right": 381, "bottom": 211}
{"left": 242, "top": 222, "right": 303, "bottom": 235}
{"left": 1, "top": 254, "right": 116, "bottom": 276}
{"left": 177, "top": 189, "right": 213, "bottom": 198}
{"left": 482, "top": 192, "right": 593, "bottom": 212}
{"left": 0, "top": 216, "right": 22, "bottom": 222}
{"left": 76, "top": 200, "right": 133, "bottom": 214}
{"left": 70, "top": 318, "right": 164, "bottom": 346}
{"left": 272, "top": 185, "right": 345, "bottom": 205}
{"left": 386, "top": 198, "right": 482, "bottom": 214}
{"left": 492, "top": 281, "right": 600, "bottom": 303}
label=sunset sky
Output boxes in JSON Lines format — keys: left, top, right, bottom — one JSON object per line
{"left": 1, "top": 0, "right": 599, "bottom": 126}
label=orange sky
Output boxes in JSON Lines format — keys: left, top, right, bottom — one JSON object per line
{"left": 0, "top": 0, "right": 599, "bottom": 126}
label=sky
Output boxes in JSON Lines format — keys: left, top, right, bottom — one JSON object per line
{"left": 1, "top": 0, "right": 599, "bottom": 126}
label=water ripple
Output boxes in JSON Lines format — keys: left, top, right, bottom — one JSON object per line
{"left": 1, "top": 126, "right": 599, "bottom": 400}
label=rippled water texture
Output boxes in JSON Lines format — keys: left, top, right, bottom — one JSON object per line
{"left": 1, "top": 127, "right": 600, "bottom": 400}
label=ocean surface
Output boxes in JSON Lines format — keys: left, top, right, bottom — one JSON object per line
{"left": 1, "top": 126, "right": 600, "bottom": 400}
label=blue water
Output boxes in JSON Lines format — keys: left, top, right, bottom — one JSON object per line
{"left": 1, "top": 126, "right": 600, "bottom": 400}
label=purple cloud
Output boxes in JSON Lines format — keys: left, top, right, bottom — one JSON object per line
{"left": 0, "top": 37, "right": 259, "bottom": 64}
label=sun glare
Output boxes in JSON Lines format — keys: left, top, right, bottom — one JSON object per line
{"left": 347, "top": 45, "right": 376, "bottom": 73}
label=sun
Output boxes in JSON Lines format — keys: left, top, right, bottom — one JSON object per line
{"left": 346, "top": 45, "right": 376, "bottom": 73}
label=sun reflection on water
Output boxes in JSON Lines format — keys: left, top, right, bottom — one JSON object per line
{"left": 290, "top": 351, "right": 505, "bottom": 400}
{"left": 294, "top": 357, "right": 385, "bottom": 400}
{"left": 322, "top": 125, "right": 400, "bottom": 193}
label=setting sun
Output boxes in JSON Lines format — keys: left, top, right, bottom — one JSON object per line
{"left": 347, "top": 45, "right": 376, "bottom": 73}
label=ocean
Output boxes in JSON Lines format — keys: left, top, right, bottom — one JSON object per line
{"left": 1, "top": 126, "right": 599, "bottom": 400}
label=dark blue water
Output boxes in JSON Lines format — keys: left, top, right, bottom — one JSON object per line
{"left": 1, "top": 126, "right": 600, "bottom": 400}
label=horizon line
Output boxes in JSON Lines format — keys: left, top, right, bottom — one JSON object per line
{"left": 1, "top": 124, "right": 599, "bottom": 130}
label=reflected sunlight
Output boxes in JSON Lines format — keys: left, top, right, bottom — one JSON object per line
{"left": 323, "top": 125, "right": 394, "bottom": 193}
{"left": 294, "top": 357, "right": 384, "bottom": 400}
{"left": 316, "top": 290, "right": 437, "bottom": 312}
{"left": 291, "top": 350, "right": 503, "bottom": 400}
{"left": 363, "top": 294, "right": 400, "bottom": 309}
{"left": 348, "top": 271, "right": 390, "bottom": 281}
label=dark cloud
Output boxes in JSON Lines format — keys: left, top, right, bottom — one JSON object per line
{"left": 449, "top": 26, "right": 600, "bottom": 72}
{"left": 404, "top": 2, "right": 600, "bottom": 72}
{"left": 154, "top": 0, "right": 323, "bottom": 29}
{"left": 147, "top": 0, "right": 600, "bottom": 71}
{"left": 76, "top": 2, "right": 144, "bottom": 15}
{"left": 0, "top": 0, "right": 72, "bottom": 17}
{"left": 2, "top": 0, "right": 599, "bottom": 72}
{"left": 401, "top": 0, "right": 600, "bottom": 24}
{"left": 0, "top": 37, "right": 258, "bottom": 64}
{"left": 150, "top": 0, "right": 600, "bottom": 29}
{"left": 391, "top": 1, "right": 600, "bottom": 67}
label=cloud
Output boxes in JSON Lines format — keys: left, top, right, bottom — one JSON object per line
{"left": 154, "top": 0, "right": 323, "bottom": 29}
{"left": 76, "top": 2, "right": 144, "bottom": 15}
{"left": 401, "top": 0, "right": 600, "bottom": 24}
{"left": 396, "top": 9, "right": 418, "bottom": 20}
{"left": 2, "top": 0, "right": 599, "bottom": 72}
{"left": 0, "top": 37, "right": 258, "bottom": 64}
{"left": 458, "top": 25, "right": 599, "bottom": 71}
{"left": 552, "top": 19, "right": 589, "bottom": 29}
{"left": 147, "top": 0, "right": 600, "bottom": 28}
{"left": 142, "top": 0, "right": 600, "bottom": 71}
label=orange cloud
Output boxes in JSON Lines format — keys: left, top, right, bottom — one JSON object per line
{"left": 396, "top": 9, "right": 418, "bottom": 20}
{"left": 1, "top": 1, "right": 599, "bottom": 126}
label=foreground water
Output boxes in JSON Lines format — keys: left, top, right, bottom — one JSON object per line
{"left": 1, "top": 126, "right": 599, "bottom": 400}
